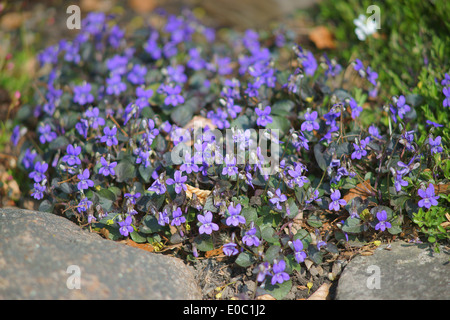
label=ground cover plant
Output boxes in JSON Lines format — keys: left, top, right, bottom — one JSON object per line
{"left": 11, "top": 8, "right": 449, "bottom": 299}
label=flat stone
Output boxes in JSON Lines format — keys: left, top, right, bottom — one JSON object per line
{"left": 0, "top": 208, "right": 202, "bottom": 299}
{"left": 336, "top": 241, "right": 450, "bottom": 300}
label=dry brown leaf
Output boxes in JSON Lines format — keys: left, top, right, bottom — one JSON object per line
{"left": 1, "top": 12, "right": 31, "bottom": 30}
{"left": 128, "top": 0, "right": 157, "bottom": 13}
{"left": 309, "top": 26, "right": 336, "bottom": 49}
{"left": 343, "top": 179, "right": 373, "bottom": 203}
{"left": 256, "top": 294, "right": 276, "bottom": 300}
{"left": 435, "top": 183, "right": 450, "bottom": 195}
{"left": 80, "top": 0, "right": 113, "bottom": 11}
{"left": 183, "top": 115, "right": 217, "bottom": 131}
{"left": 185, "top": 184, "right": 211, "bottom": 205}
{"left": 205, "top": 246, "right": 225, "bottom": 258}
{"left": 307, "top": 283, "right": 330, "bottom": 300}
{"left": 122, "top": 239, "right": 154, "bottom": 252}
{"left": 360, "top": 251, "right": 374, "bottom": 256}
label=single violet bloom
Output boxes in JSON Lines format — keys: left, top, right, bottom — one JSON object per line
{"left": 222, "top": 242, "right": 239, "bottom": 256}
{"left": 197, "top": 211, "right": 219, "bottom": 235}
{"left": 226, "top": 203, "right": 246, "bottom": 227}
{"left": 166, "top": 170, "right": 187, "bottom": 194}
{"left": 375, "top": 210, "right": 392, "bottom": 232}
{"left": 85, "top": 107, "right": 105, "bottom": 129}
{"left": 62, "top": 144, "right": 82, "bottom": 166}
{"left": 292, "top": 239, "right": 307, "bottom": 263}
{"left": 418, "top": 183, "right": 440, "bottom": 209}
{"left": 118, "top": 215, "right": 134, "bottom": 237}
{"left": 328, "top": 189, "right": 346, "bottom": 211}
{"left": 98, "top": 157, "right": 117, "bottom": 177}
{"left": 255, "top": 106, "right": 273, "bottom": 127}
{"left": 77, "top": 169, "right": 94, "bottom": 190}
{"left": 73, "top": 83, "right": 94, "bottom": 105}
{"left": 171, "top": 207, "right": 186, "bottom": 226}
{"left": 38, "top": 124, "right": 57, "bottom": 144}
{"left": 271, "top": 260, "right": 290, "bottom": 285}
{"left": 429, "top": 136, "right": 443, "bottom": 154}
{"left": 396, "top": 95, "right": 411, "bottom": 119}
{"left": 269, "top": 188, "right": 287, "bottom": 210}
{"left": 101, "top": 126, "right": 118, "bottom": 146}
{"left": 242, "top": 227, "right": 260, "bottom": 247}
{"left": 443, "top": 87, "right": 449, "bottom": 108}
{"left": 31, "top": 182, "right": 46, "bottom": 200}
{"left": 29, "top": 161, "right": 48, "bottom": 183}
{"left": 301, "top": 111, "right": 320, "bottom": 132}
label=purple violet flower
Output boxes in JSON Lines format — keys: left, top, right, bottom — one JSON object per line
{"left": 77, "top": 169, "right": 94, "bottom": 190}
{"left": 222, "top": 155, "right": 238, "bottom": 177}
{"left": 418, "top": 183, "right": 440, "bottom": 209}
{"left": 375, "top": 210, "right": 392, "bottom": 231}
{"left": 271, "top": 260, "right": 290, "bottom": 285}
{"left": 73, "top": 83, "right": 94, "bottom": 105}
{"left": 226, "top": 203, "right": 246, "bottom": 226}
{"left": 62, "top": 144, "right": 82, "bottom": 166}
{"left": 301, "top": 111, "right": 320, "bottom": 132}
{"left": 166, "top": 170, "right": 187, "bottom": 194}
{"left": 99, "top": 157, "right": 117, "bottom": 177}
{"left": 269, "top": 189, "right": 287, "bottom": 210}
{"left": 242, "top": 226, "right": 260, "bottom": 247}
{"left": 31, "top": 182, "right": 46, "bottom": 200}
{"left": 328, "top": 189, "right": 346, "bottom": 211}
{"left": 38, "top": 124, "right": 57, "bottom": 144}
{"left": 396, "top": 95, "right": 411, "bottom": 119}
{"left": 292, "top": 239, "right": 307, "bottom": 263}
{"left": 222, "top": 242, "right": 239, "bottom": 256}
{"left": 101, "top": 126, "right": 118, "bottom": 146}
{"left": 255, "top": 106, "right": 273, "bottom": 127}
{"left": 171, "top": 207, "right": 186, "bottom": 226}
{"left": 29, "top": 161, "right": 48, "bottom": 183}
{"left": 429, "top": 136, "right": 443, "bottom": 154}
{"left": 443, "top": 87, "right": 449, "bottom": 108}
{"left": 198, "top": 211, "right": 219, "bottom": 235}
{"left": 85, "top": 107, "right": 105, "bottom": 129}
{"left": 118, "top": 215, "right": 134, "bottom": 237}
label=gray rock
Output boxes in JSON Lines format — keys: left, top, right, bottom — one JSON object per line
{"left": 0, "top": 208, "right": 202, "bottom": 299}
{"left": 336, "top": 241, "right": 450, "bottom": 300}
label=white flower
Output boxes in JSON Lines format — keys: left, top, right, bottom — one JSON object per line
{"left": 353, "top": 14, "right": 377, "bottom": 41}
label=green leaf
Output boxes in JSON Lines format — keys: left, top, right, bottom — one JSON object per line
{"left": 193, "top": 234, "right": 214, "bottom": 252}
{"left": 203, "top": 196, "right": 218, "bottom": 213}
{"left": 139, "top": 164, "right": 153, "bottom": 183}
{"left": 241, "top": 207, "right": 257, "bottom": 225}
{"left": 261, "top": 226, "right": 279, "bottom": 244}
{"left": 264, "top": 244, "right": 281, "bottom": 263}
{"left": 264, "top": 279, "right": 292, "bottom": 300}
{"left": 342, "top": 217, "right": 364, "bottom": 234}
{"left": 39, "top": 200, "right": 53, "bottom": 213}
{"left": 130, "top": 230, "right": 147, "bottom": 243}
{"left": 235, "top": 251, "right": 256, "bottom": 268}
{"left": 286, "top": 198, "right": 298, "bottom": 219}
{"left": 293, "top": 229, "right": 312, "bottom": 246}
{"left": 141, "top": 215, "right": 163, "bottom": 234}
{"left": 307, "top": 214, "right": 322, "bottom": 228}
{"left": 266, "top": 116, "right": 291, "bottom": 136}
{"left": 115, "top": 160, "right": 136, "bottom": 183}
{"left": 97, "top": 188, "right": 116, "bottom": 201}
{"left": 271, "top": 100, "right": 295, "bottom": 116}
{"left": 388, "top": 225, "right": 402, "bottom": 235}
{"left": 49, "top": 136, "right": 69, "bottom": 150}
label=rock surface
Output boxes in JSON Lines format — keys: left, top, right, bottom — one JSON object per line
{"left": 336, "top": 241, "right": 450, "bottom": 300}
{"left": 0, "top": 208, "right": 202, "bottom": 299}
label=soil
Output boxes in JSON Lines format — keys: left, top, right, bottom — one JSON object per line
{"left": 188, "top": 253, "right": 340, "bottom": 300}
